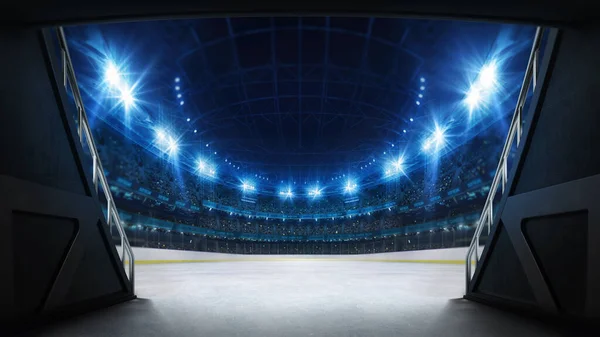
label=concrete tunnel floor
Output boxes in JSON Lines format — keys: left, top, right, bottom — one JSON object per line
{"left": 31, "top": 261, "right": 580, "bottom": 337}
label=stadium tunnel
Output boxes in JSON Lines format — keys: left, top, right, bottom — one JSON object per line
{"left": 1, "top": 1, "right": 600, "bottom": 336}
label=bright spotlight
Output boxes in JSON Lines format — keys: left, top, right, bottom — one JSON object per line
{"left": 280, "top": 188, "right": 294, "bottom": 198}
{"left": 180, "top": 101, "right": 185, "bottom": 105}
{"left": 464, "top": 60, "right": 500, "bottom": 113}
{"left": 479, "top": 62, "right": 497, "bottom": 89}
{"left": 119, "top": 88, "right": 135, "bottom": 110}
{"left": 156, "top": 129, "right": 166, "bottom": 142}
{"left": 105, "top": 63, "right": 121, "bottom": 87}
{"left": 167, "top": 137, "right": 178, "bottom": 154}
{"left": 198, "top": 160, "right": 206, "bottom": 171}
{"left": 434, "top": 128, "right": 445, "bottom": 144}
{"left": 344, "top": 180, "right": 358, "bottom": 193}
{"left": 309, "top": 186, "right": 322, "bottom": 198}
{"left": 465, "top": 86, "right": 482, "bottom": 111}
{"left": 422, "top": 124, "right": 447, "bottom": 153}
{"left": 175, "top": 77, "right": 180, "bottom": 83}
{"left": 241, "top": 181, "right": 256, "bottom": 192}
{"left": 393, "top": 157, "right": 404, "bottom": 171}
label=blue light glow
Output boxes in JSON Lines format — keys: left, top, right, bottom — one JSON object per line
{"left": 196, "top": 158, "right": 216, "bottom": 177}
{"left": 154, "top": 128, "right": 179, "bottom": 156}
{"left": 279, "top": 187, "right": 294, "bottom": 198}
{"left": 105, "top": 63, "right": 121, "bottom": 86}
{"left": 422, "top": 123, "right": 448, "bottom": 153}
{"left": 241, "top": 181, "right": 256, "bottom": 192}
{"left": 308, "top": 186, "right": 323, "bottom": 198}
{"left": 103, "top": 61, "right": 137, "bottom": 111}
{"left": 344, "top": 180, "right": 358, "bottom": 193}
{"left": 463, "top": 60, "right": 500, "bottom": 114}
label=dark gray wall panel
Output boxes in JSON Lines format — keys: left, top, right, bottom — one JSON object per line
{"left": 523, "top": 211, "right": 588, "bottom": 316}
{"left": 0, "top": 29, "right": 86, "bottom": 196}
{"left": 64, "top": 221, "right": 126, "bottom": 305}
{"left": 513, "top": 26, "right": 600, "bottom": 195}
{"left": 475, "top": 223, "right": 536, "bottom": 303}
{"left": 11, "top": 211, "right": 77, "bottom": 317}
{"left": 0, "top": 176, "right": 133, "bottom": 330}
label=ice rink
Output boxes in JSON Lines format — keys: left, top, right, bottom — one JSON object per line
{"left": 35, "top": 260, "right": 567, "bottom": 337}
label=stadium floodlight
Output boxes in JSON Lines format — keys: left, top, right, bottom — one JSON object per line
{"left": 241, "top": 181, "right": 255, "bottom": 192}
{"left": 167, "top": 137, "right": 178, "bottom": 154}
{"left": 197, "top": 159, "right": 211, "bottom": 174}
{"left": 464, "top": 60, "right": 500, "bottom": 113}
{"left": 105, "top": 62, "right": 121, "bottom": 87}
{"left": 279, "top": 188, "right": 293, "bottom": 198}
{"left": 155, "top": 128, "right": 180, "bottom": 156}
{"left": 422, "top": 124, "right": 446, "bottom": 153}
{"left": 308, "top": 186, "right": 322, "bottom": 198}
{"left": 103, "top": 61, "right": 138, "bottom": 111}
{"left": 393, "top": 157, "right": 404, "bottom": 171}
{"left": 119, "top": 87, "right": 135, "bottom": 110}
{"left": 465, "top": 86, "right": 482, "bottom": 111}
{"left": 479, "top": 62, "right": 497, "bottom": 89}
{"left": 156, "top": 129, "right": 166, "bottom": 142}
{"left": 344, "top": 180, "right": 358, "bottom": 193}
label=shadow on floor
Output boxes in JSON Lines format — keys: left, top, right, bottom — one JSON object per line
{"left": 20, "top": 297, "right": 592, "bottom": 337}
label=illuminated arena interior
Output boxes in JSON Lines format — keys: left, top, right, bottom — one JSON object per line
{"left": 64, "top": 17, "right": 537, "bottom": 253}
{"left": 6, "top": 7, "right": 600, "bottom": 336}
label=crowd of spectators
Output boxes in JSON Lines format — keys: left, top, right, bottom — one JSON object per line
{"left": 97, "top": 122, "right": 501, "bottom": 222}
{"left": 97, "top": 121, "right": 502, "bottom": 250}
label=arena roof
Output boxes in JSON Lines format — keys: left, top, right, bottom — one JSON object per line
{"left": 67, "top": 17, "right": 535, "bottom": 189}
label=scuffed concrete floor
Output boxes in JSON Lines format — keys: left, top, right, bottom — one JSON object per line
{"left": 29, "top": 261, "right": 573, "bottom": 337}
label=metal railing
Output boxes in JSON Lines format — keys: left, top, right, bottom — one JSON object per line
{"left": 56, "top": 27, "right": 135, "bottom": 291}
{"left": 466, "top": 27, "right": 544, "bottom": 292}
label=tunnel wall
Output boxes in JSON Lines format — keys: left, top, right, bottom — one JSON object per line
{"left": 121, "top": 246, "right": 471, "bottom": 264}
{"left": 467, "top": 26, "right": 600, "bottom": 321}
{"left": 0, "top": 28, "right": 134, "bottom": 332}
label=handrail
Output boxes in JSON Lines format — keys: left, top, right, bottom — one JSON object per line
{"left": 465, "top": 27, "right": 544, "bottom": 292}
{"left": 56, "top": 27, "right": 135, "bottom": 292}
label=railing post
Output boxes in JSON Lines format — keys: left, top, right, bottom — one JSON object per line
{"left": 62, "top": 49, "right": 67, "bottom": 87}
